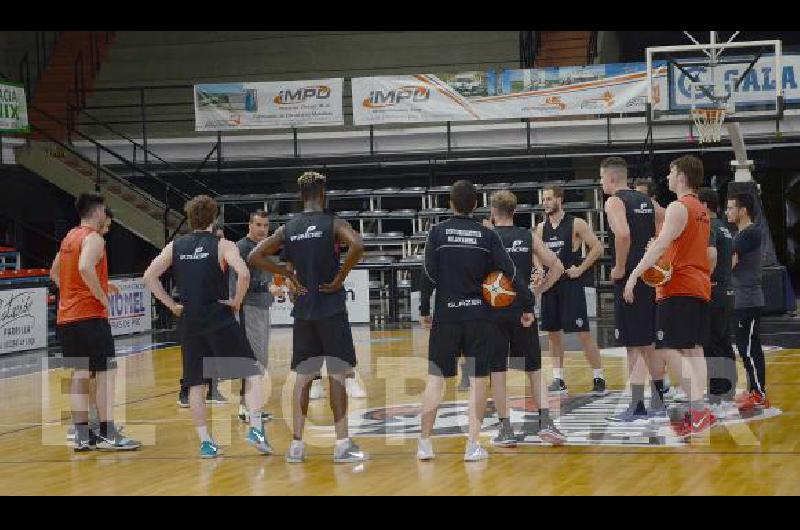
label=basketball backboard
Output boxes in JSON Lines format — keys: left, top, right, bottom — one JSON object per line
{"left": 646, "top": 33, "right": 784, "bottom": 124}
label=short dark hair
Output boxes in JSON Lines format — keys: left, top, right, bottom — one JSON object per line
{"left": 542, "top": 186, "right": 564, "bottom": 200}
{"left": 184, "top": 194, "right": 219, "bottom": 231}
{"left": 298, "top": 171, "right": 327, "bottom": 201}
{"left": 670, "top": 155, "right": 704, "bottom": 190}
{"left": 633, "top": 178, "right": 657, "bottom": 199}
{"left": 249, "top": 209, "right": 268, "bottom": 222}
{"left": 490, "top": 190, "right": 517, "bottom": 218}
{"left": 732, "top": 193, "right": 756, "bottom": 220}
{"left": 75, "top": 193, "right": 105, "bottom": 219}
{"left": 450, "top": 180, "right": 477, "bottom": 214}
{"left": 600, "top": 157, "right": 628, "bottom": 176}
{"left": 697, "top": 187, "right": 719, "bottom": 213}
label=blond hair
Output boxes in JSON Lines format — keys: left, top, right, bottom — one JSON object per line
{"left": 490, "top": 190, "right": 517, "bottom": 218}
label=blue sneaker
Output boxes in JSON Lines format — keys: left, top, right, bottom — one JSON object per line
{"left": 199, "top": 440, "right": 221, "bottom": 459}
{"left": 647, "top": 405, "right": 669, "bottom": 423}
{"left": 246, "top": 427, "right": 273, "bottom": 455}
{"left": 606, "top": 404, "right": 649, "bottom": 424}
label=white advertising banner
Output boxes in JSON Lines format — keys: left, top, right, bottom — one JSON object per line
{"left": 669, "top": 52, "right": 800, "bottom": 109}
{"left": 194, "top": 78, "right": 344, "bottom": 131}
{"left": 0, "top": 81, "right": 29, "bottom": 133}
{"left": 0, "top": 287, "right": 47, "bottom": 354}
{"left": 270, "top": 269, "right": 370, "bottom": 325}
{"left": 352, "top": 64, "right": 666, "bottom": 125}
{"left": 108, "top": 278, "right": 152, "bottom": 336}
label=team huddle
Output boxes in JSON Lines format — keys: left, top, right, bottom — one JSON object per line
{"left": 52, "top": 157, "right": 768, "bottom": 461}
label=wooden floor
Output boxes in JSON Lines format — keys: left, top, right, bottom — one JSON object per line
{"left": 0, "top": 326, "right": 798, "bottom": 495}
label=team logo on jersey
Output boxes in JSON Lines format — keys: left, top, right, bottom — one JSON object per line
{"left": 634, "top": 202, "right": 654, "bottom": 214}
{"left": 507, "top": 240, "right": 530, "bottom": 253}
{"left": 290, "top": 225, "right": 324, "bottom": 242}
{"left": 614, "top": 328, "right": 620, "bottom": 339}
{"left": 657, "top": 330, "right": 665, "bottom": 341}
{"left": 576, "top": 318, "right": 584, "bottom": 328}
{"left": 179, "top": 246, "right": 210, "bottom": 261}
{"left": 334, "top": 393, "right": 781, "bottom": 447}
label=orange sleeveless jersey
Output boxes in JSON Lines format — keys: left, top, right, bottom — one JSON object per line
{"left": 656, "top": 194, "right": 711, "bottom": 302}
{"left": 57, "top": 226, "right": 109, "bottom": 324}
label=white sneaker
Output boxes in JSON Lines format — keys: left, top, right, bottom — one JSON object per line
{"left": 286, "top": 439, "right": 306, "bottom": 463}
{"left": 709, "top": 401, "right": 739, "bottom": 420}
{"left": 464, "top": 441, "right": 489, "bottom": 462}
{"left": 309, "top": 379, "right": 325, "bottom": 400}
{"left": 417, "top": 438, "right": 435, "bottom": 461}
{"left": 665, "top": 386, "right": 688, "bottom": 403}
{"left": 346, "top": 377, "right": 367, "bottom": 398}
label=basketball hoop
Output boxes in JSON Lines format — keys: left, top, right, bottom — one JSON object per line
{"left": 691, "top": 107, "right": 726, "bottom": 143}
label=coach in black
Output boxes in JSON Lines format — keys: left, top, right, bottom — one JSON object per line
{"left": 417, "top": 180, "right": 534, "bottom": 462}
{"left": 698, "top": 188, "right": 737, "bottom": 418}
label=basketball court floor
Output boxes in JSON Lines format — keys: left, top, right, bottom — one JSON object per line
{"left": 0, "top": 317, "right": 798, "bottom": 495}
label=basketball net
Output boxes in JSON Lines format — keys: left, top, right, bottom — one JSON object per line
{"left": 691, "top": 107, "right": 726, "bottom": 143}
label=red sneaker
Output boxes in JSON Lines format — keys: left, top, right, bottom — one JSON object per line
{"left": 737, "top": 391, "right": 771, "bottom": 411}
{"left": 671, "top": 415, "right": 691, "bottom": 437}
{"left": 688, "top": 408, "right": 716, "bottom": 435}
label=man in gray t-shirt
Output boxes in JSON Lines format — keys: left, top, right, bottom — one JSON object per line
{"left": 726, "top": 193, "right": 769, "bottom": 410}
{"left": 230, "top": 210, "right": 282, "bottom": 422}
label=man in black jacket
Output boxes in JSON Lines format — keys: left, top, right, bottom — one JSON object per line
{"left": 418, "top": 180, "right": 535, "bottom": 462}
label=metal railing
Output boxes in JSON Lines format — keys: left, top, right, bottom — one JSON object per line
{"left": 25, "top": 102, "right": 190, "bottom": 243}
{"left": 17, "top": 31, "right": 60, "bottom": 102}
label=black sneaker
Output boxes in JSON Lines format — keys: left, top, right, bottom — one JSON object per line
{"left": 591, "top": 378, "right": 608, "bottom": 396}
{"left": 177, "top": 387, "right": 189, "bottom": 408}
{"left": 547, "top": 378, "right": 568, "bottom": 396}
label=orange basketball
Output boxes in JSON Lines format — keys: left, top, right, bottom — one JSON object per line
{"left": 482, "top": 271, "right": 517, "bottom": 308}
{"left": 642, "top": 258, "right": 673, "bottom": 287}
{"left": 273, "top": 274, "right": 285, "bottom": 287}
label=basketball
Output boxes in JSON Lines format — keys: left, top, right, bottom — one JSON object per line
{"left": 482, "top": 271, "right": 517, "bottom": 308}
{"left": 641, "top": 258, "right": 672, "bottom": 287}
{"left": 273, "top": 274, "right": 285, "bottom": 287}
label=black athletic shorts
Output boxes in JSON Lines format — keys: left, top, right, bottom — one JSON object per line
{"left": 181, "top": 321, "right": 263, "bottom": 387}
{"left": 57, "top": 318, "right": 116, "bottom": 372}
{"left": 428, "top": 319, "right": 492, "bottom": 378}
{"left": 489, "top": 315, "right": 542, "bottom": 373}
{"left": 613, "top": 279, "right": 656, "bottom": 347}
{"left": 539, "top": 279, "right": 590, "bottom": 333}
{"left": 655, "top": 296, "right": 710, "bottom": 350}
{"left": 292, "top": 312, "right": 357, "bottom": 375}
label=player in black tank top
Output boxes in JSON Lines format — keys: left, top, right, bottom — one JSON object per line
{"left": 486, "top": 190, "right": 567, "bottom": 446}
{"left": 144, "top": 195, "right": 272, "bottom": 458}
{"left": 536, "top": 186, "right": 606, "bottom": 397}
{"left": 248, "top": 171, "right": 368, "bottom": 463}
{"left": 602, "top": 157, "right": 666, "bottom": 423}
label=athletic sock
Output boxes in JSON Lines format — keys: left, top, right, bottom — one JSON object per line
{"left": 196, "top": 426, "right": 211, "bottom": 443}
{"left": 538, "top": 408, "right": 551, "bottom": 427}
{"left": 593, "top": 368, "right": 604, "bottom": 380}
{"left": 335, "top": 437, "right": 350, "bottom": 450}
{"left": 99, "top": 421, "right": 115, "bottom": 438}
{"left": 553, "top": 368, "right": 563, "bottom": 381}
{"left": 249, "top": 411, "right": 263, "bottom": 430}
{"left": 651, "top": 380, "right": 665, "bottom": 409}
{"left": 631, "top": 384, "right": 646, "bottom": 413}
{"left": 75, "top": 422, "right": 90, "bottom": 440}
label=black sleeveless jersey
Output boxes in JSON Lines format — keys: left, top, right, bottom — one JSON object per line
{"left": 542, "top": 214, "right": 585, "bottom": 282}
{"left": 493, "top": 225, "right": 534, "bottom": 318}
{"left": 172, "top": 232, "right": 234, "bottom": 335}
{"left": 608, "top": 189, "right": 655, "bottom": 276}
{"left": 283, "top": 211, "right": 346, "bottom": 320}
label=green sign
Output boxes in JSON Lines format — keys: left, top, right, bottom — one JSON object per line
{"left": 0, "top": 81, "right": 29, "bottom": 133}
